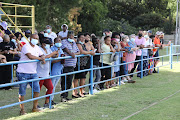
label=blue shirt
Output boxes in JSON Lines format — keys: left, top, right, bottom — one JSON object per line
{"left": 61, "top": 39, "right": 79, "bottom": 67}
{"left": 51, "top": 46, "right": 64, "bottom": 75}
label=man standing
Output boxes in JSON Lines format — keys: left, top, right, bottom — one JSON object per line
{"left": 60, "top": 31, "right": 80, "bottom": 101}
{"left": 46, "top": 25, "right": 57, "bottom": 43}
{"left": 58, "top": 24, "right": 68, "bottom": 40}
{"left": 17, "top": 34, "right": 45, "bottom": 115}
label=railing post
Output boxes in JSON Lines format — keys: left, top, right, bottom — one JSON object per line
{"left": 31, "top": 6, "right": 35, "bottom": 34}
{"left": 119, "top": 52, "right": 121, "bottom": 86}
{"left": 89, "top": 55, "right": 94, "bottom": 95}
{"left": 170, "top": 43, "right": 173, "bottom": 69}
{"left": 11, "top": 64, "right": 13, "bottom": 83}
{"left": 15, "top": 5, "right": 17, "bottom": 32}
{"left": 140, "top": 50, "right": 143, "bottom": 79}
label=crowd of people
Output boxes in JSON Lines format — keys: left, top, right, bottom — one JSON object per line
{"left": 0, "top": 21, "right": 170, "bottom": 115}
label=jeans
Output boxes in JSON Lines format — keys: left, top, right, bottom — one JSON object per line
{"left": 61, "top": 66, "right": 74, "bottom": 98}
{"left": 92, "top": 65, "right": 101, "bottom": 89}
{"left": 51, "top": 76, "right": 61, "bottom": 100}
{"left": 17, "top": 72, "right": 40, "bottom": 96}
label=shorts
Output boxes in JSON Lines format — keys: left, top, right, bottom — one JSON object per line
{"left": 17, "top": 72, "right": 40, "bottom": 96}
{"left": 154, "top": 50, "right": 160, "bottom": 60}
{"left": 74, "top": 66, "right": 86, "bottom": 79}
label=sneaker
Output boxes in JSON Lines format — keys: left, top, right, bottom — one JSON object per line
{"left": 120, "top": 81, "right": 126, "bottom": 85}
{"left": 37, "top": 105, "right": 41, "bottom": 109}
{"left": 51, "top": 101, "right": 57, "bottom": 105}
{"left": 61, "top": 97, "right": 72, "bottom": 102}
{"left": 32, "top": 108, "right": 42, "bottom": 112}
{"left": 128, "top": 80, "right": 136, "bottom": 83}
{"left": 122, "top": 79, "right": 128, "bottom": 83}
{"left": 20, "top": 109, "right": 26, "bottom": 115}
{"left": 43, "top": 103, "right": 54, "bottom": 109}
{"left": 153, "top": 70, "right": 158, "bottom": 73}
{"left": 66, "top": 98, "right": 72, "bottom": 101}
{"left": 93, "top": 89, "right": 100, "bottom": 94}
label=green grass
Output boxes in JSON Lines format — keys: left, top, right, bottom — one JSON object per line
{"left": 0, "top": 49, "right": 180, "bottom": 120}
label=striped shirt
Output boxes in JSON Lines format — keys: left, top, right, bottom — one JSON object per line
{"left": 61, "top": 39, "right": 80, "bottom": 67}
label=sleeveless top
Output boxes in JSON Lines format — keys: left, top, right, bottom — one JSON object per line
{"left": 77, "top": 42, "right": 89, "bottom": 66}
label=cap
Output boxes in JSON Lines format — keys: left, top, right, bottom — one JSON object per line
{"left": 156, "top": 31, "right": 161, "bottom": 36}
{"left": 0, "top": 21, "right": 7, "bottom": 30}
{"left": 148, "top": 30, "right": 152, "bottom": 34}
{"left": 25, "top": 30, "right": 31, "bottom": 34}
{"left": 61, "top": 24, "right": 68, "bottom": 29}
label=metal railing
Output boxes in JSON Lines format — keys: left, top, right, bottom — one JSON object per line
{"left": 0, "top": 44, "right": 179, "bottom": 110}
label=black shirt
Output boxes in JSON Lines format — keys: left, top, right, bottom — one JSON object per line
{"left": 93, "top": 45, "right": 100, "bottom": 66}
{"left": 0, "top": 41, "right": 16, "bottom": 61}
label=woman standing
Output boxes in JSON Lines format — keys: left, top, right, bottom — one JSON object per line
{"left": 120, "top": 35, "right": 136, "bottom": 83}
{"left": 99, "top": 36, "right": 116, "bottom": 89}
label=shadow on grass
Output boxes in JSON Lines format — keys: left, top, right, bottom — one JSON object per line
{"left": 1, "top": 63, "right": 180, "bottom": 120}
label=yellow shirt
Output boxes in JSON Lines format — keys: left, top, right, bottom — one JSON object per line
{"left": 100, "top": 43, "right": 112, "bottom": 65}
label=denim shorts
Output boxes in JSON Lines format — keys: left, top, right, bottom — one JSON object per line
{"left": 17, "top": 72, "right": 40, "bottom": 96}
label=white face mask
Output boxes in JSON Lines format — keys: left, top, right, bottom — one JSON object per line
{"left": 31, "top": 39, "right": 39, "bottom": 45}
{"left": 68, "top": 38, "right": 74, "bottom": 43}
{"left": 44, "top": 33, "right": 49, "bottom": 37}
{"left": 45, "top": 44, "right": 50, "bottom": 49}
{"left": 126, "top": 39, "right": 130, "bottom": 42}
{"left": 131, "top": 38, "right": 135, "bottom": 42}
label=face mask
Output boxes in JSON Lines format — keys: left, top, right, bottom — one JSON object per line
{"left": 126, "top": 39, "right": 130, "bottom": 42}
{"left": 31, "top": 39, "right": 39, "bottom": 45}
{"left": 68, "top": 38, "right": 74, "bottom": 43}
{"left": 55, "top": 43, "right": 62, "bottom": 48}
{"left": 131, "top": 38, "right": 135, "bottom": 42}
{"left": 138, "top": 33, "right": 143, "bottom": 37}
{"left": 47, "top": 29, "right": 51, "bottom": 33}
{"left": 85, "top": 40, "right": 89, "bottom": 43}
{"left": 79, "top": 41, "right": 84, "bottom": 44}
{"left": 11, "top": 39, "right": 16, "bottom": 43}
{"left": 44, "top": 33, "right": 49, "bottom": 37}
{"left": 103, "top": 33, "right": 106, "bottom": 36}
{"left": 115, "top": 39, "right": 120, "bottom": 42}
{"left": 45, "top": 44, "right": 50, "bottom": 49}
{"left": 25, "top": 34, "right": 30, "bottom": 38}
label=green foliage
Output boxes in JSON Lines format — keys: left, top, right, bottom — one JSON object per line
{"left": 78, "top": 0, "right": 108, "bottom": 34}
{"left": 100, "top": 18, "right": 137, "bottom": 35}
{"left": 131, "top": 13, "right": 165, "bottom": 30}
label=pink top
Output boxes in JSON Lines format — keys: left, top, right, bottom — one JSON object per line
{"left": 17, "top": 43, "right": 43, "bottom": 74}
{"left": 135, "top": 36, "right": 146, "bottom": 56}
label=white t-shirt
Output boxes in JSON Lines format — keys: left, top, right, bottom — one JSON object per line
{"left": 17, "top": 44, "right": 43, "bottom": 74}
{"left": 48, "top": 32, "right": 57, "bottom": 43}
{"left": 21, "top": 37, "right": 30, "bottom": 44}
{"left": 143, "top": 40, "right": 150, "bottom": 56}
{"left": 0, "top": 36, "right": 3, "bottom": 43}
{"left": 37, "top": 47, "right": 52, "bottom": 77}
{"left": 58, "top": 30, "right": 68, "bottom": 38}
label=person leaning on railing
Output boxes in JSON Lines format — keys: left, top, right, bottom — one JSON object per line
{"left": 73, "top": 33, "right": 95, "bottom": 98}
{"left": 0, "top": 34, "right": 18, "bottom": 90}
{"left": 36, "top": 33, "right": 59, "bottom": 109}
{"left": 120, "top": 35, "right": 136, "bottom": 83}
{"left": 99, "top": 36, "right": 116, "bottom": 90}
{"left": 60, "top": 31, "right": 80, "bottom": 101}
{"left": 16, "top": 34, "right": 46, "bottom": 115}
{"left": 50, "top": 37, "right": 64, "bottom": 105}
{"left": 130, "top": 31, "right": 146, "bottom": 78}
{"left": 153, "top": 31, "right": 170, "bottom": 73}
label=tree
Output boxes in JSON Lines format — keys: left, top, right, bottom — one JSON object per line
{"left": 78, "top": 0, "right": 108, "bottom": 34}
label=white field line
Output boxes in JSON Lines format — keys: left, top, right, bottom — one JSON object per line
{"left": 121, "top": 89, "right": 180, "bottom": 120}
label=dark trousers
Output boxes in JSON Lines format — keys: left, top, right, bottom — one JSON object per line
{"left": 99, "top": 63, "right": 111, "bottom": 89}
{"left": 61, "top": 66, "right": 74, "bottom": 98}
{"left": 130, "top": 56, "right": 141, "bottom": 77}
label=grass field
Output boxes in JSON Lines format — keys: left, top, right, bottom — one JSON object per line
{"left": 0, "top": 49, "right": 180, "bottom": 120}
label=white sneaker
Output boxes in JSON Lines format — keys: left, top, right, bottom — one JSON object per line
{"left": 93, "top": 89, "right": 100, "bottom": 94}
{"left": 120, "top": 81, "right": 126, "bottom": 85}
{"left": 122, "top": 79, "right": 128, "bottom": 83}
